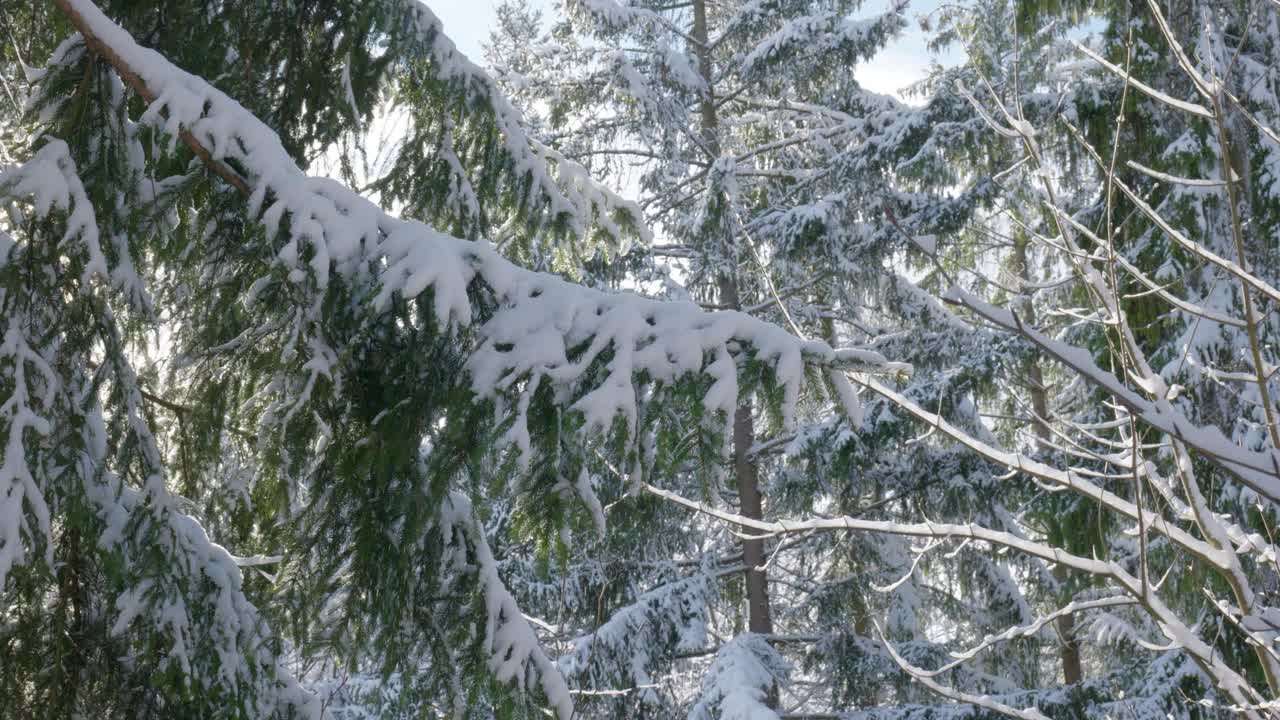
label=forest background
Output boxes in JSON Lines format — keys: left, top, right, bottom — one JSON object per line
{"left": 2, "top": 0, "right": 1280, "bottom": 718}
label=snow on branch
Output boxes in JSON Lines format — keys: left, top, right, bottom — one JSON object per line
{"left": 1, "top": 142, "right": 313, "bottom": 714}
{"left": 395, "top": 0, "right": 652, "bottom": 248}
{"left": 0, "top": 142, "right": 111, "bottom": 592}
{"left": 943, "top": 286, "right": 1280, "bottom": 505}
{"left": 841, "top": 374, "right": 1229, "bottom": 571}
{"left": 878, "top": 626, "right": 1051, "bottom": 720}
{"left": 92, "top": 309, "right": 317, "bottom": 716}
{"left": 738, "top": 1, "right": 907, "bottom": 80}
{"left": 440, "top": 492, "right": 574, "bottom": 717}
{"left": 1057, "top": 119, "right": 1280, "bottom": 310}
{"left": 53, "top": 0, "right": 901, "bottom": 470}
{"left": 643, "top": 485, "right": 1268, "bottom": 715}
{"left": 904, "top": 597, "right": 1137, "bottom": 679}
{"left": 642, "top": 482, "right": 1117, "bottom": 577}
{"left": 556, "top": 573, "right": 713, "bottom": 705}
{"left": 1071, "top": 41, "right": 1212, "bottom": 119}
{"left": 0, "top": 140, "right": 108, "bottom": 282}
{"left": 0, "top": 324, "right": 56, "bottom": 590}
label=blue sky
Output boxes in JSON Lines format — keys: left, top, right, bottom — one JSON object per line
{"left": 428, "top": 0, "right": 964, "bottom": 98}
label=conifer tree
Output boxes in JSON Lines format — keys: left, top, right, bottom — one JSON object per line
{"left": 485, "top": 0, "right": 1280, "bottom": 715}
{"left": 484, "top": 0, "right": 1034, "bottom": 715}
{"left": 0, "top": 1, "right": 887, "bottom": 716}
{"left": 922, "top": 0, "right": 1280, "bottom": 710}
{"left": 689, "top": 0, "right": 1280, "bottom": 716}
{"left": 9, "top": 0, "right": 1280, "bottom": 717}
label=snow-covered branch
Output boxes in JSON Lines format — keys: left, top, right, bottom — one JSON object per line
{"left": 55, "top": 0, "right": 897, "bottom": 470}
{"left": 943, "top": 287, "right": 1280, "bottom": 504}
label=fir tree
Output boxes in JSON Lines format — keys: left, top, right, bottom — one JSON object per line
{"left": 7, "top": 0, "right": 1280, "bottom": 718}
{"left": 0, "top": 0, "right": 884, "bottom": 716}
{"left": 485, "top": 0, "right": 1026, "bottom": 715}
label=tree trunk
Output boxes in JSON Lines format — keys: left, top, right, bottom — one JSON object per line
{"left": 1017, "top": 240, "right": 1082, "bottom": 685}
{"left": 55, "top": 526, "right": 86, "bottom": 712}
{"left": 692, "top": 0, "right": 775, "bottom": 648}
{"left": 718, "top": 274, "right": 774, "bottom": 639}
{"left": 1035, "top": 357, "right": 1081, "bottom": 684}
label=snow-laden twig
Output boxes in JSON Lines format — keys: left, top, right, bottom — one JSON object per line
{"left": 1071, "top": 41, "right": 1212, "bottom": 119}
{"left": 440, "top": 492, "right": 574, "bottom": 718}
{"left": 0, "top": 139, "right": 108, "bottom": 281}
{"left": 876, "top": 623, "right": 1051, "bottom": 720}
{"left": 643, "top": 482, "right": 1118, "bottom": 577}
{"left": 943, "top": 287, "right": 1280, "bottom": 504}
{"left": 1125, "top": 159, "right": 1227, "bottom": 187}
{"left": 0, "top": 325, "right": 55, "bottom": 589}
{"left": 910, "top": 596, "right": 1136, "bottom": 678}
{"left": 556, "top": 572, "right": 713, "bottom": 705}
